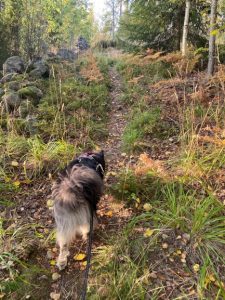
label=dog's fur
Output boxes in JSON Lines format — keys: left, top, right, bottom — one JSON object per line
{"left": 52, "top": 150, "right": 105, "bottom": 270}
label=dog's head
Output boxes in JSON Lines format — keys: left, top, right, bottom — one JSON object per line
{"left": 77, "top": 150, "right": 106, "bottom": 178}
{"left": 91, "top": 150, "right": 105, "bottom": 172}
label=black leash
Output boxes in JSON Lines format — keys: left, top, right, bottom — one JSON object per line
{"left": 80, "top": 209, "right": 94, "bottom": 300}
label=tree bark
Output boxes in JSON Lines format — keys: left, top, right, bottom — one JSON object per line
{"left": 112, "top": 0, "right": 115, "bottom": 40}
{"left": 207, "top": 0, "right": 218, "bottom": 76}
{"left": 181, "top": 0, "right": 191, "bottom": 56}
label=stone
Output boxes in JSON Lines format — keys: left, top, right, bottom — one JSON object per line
{"left": 18, "top": 86, "right": 43, "bottom": 105}
{"left": 0, "top": 73, "right": 17, "bottom": 84}
{"left": 5, "top": 81, "right": 21, "bottom": 91}
{"left": 77, "top": 36, "right": 89, "bottom": 51}
{"left": 2, "top": 91, "right": 21, "bottom": 111}
{"left": 57, "top": 48, "right": 77, "bottom": 60}
{"left": 29, "top": 59, "right": 50, "bottom": 78}
{"left": 19, "top": 100, "right": 35, "bottom": 118}
{"left": 25, "top": 115, "right": 38, "bottom": 134}
{"left": 0, "top": 88, "right": 4, "bottom": 98}
{"left": 3, "top": 56, "right": 25, "bottom": 75}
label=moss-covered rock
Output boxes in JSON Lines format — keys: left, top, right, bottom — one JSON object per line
{"left": 4, "top": 80, "right": 21, "bottom": 91}
{"left": 2, "top": 91, "right": 21, "bottom": 111}
{"left": 0, "top": 88, "right": 4, "bottom": 98}
{"left": 0, "top": 72, "right": 17, "bottom": 84}
{"left": 18, "top": 86, "right": 43, "bottom": 105}
{"left": 19, "top": 100, "right": 36, "bottom": 118}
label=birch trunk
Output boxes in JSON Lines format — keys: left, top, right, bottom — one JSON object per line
{"left": 181, "top": 0, "right": 191, "bottom": 56}
{"left": 207, "top": 0, "right": 218, "bottom": 76}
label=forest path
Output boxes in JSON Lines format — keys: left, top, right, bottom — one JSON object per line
{"left": 57, "top": 62, "right": 133, "bottom": 299}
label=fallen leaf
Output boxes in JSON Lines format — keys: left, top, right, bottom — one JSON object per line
{"left": 50, "top": 260, "right": 56, "bottom": 266}
{"left": 11, "top": 161, "right": 19, "bottom": 167}
{"left": 144, "top": 228, "right": 154, "bottom": 237}
{"left": 193, "top": 264, "right": 200, "bottom": 273}
{"left": 13, "top": 181, "right": 21, "bottom": 187}
{"left": 47, "top": 200, "right": 54, "bottom": 207}
{"left": 143, "top": 203, "right": 152, "bottom": 212}
{"left": 162, "top": 243, "right": 169, "bottom": 249}
{"left": 105, "top": 211, "right": 113, "bottom": 217}
{"left": 74, "top": 253, "right": 86, "bottom": 261}
{"left": 4, "top": 177, "right": 11, "bottom": 183}
{"left": 50, "top": 292, "right": 60, "bottom": 300}
{"left": 52, "top": 273, "right": 61, "bottom": 281}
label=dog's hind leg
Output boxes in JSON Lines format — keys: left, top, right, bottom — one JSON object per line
{"left": 80, "top": 223, "right": 90, "bottom": 241}
{"left": 56, "top": 233, "right": 70, "bottom": 270}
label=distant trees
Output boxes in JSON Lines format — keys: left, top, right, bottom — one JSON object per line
{"left": 0, "top": 0, "right": 95, "bottom": 64}
{"left": 118, "top": 0, "right": 210, "bottom": 52}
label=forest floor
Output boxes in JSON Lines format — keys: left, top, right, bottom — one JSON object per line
{"left": 1, "top": 49, "right": 225, "bottom": 300}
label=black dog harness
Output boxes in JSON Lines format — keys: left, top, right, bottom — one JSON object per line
{"left": 72, "top": 152, "right": 105, "bottom": 179}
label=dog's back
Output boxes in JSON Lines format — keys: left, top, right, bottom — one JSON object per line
{"left": 52, "top": 165, "right": 103, "bottom": 244}
{"left": 52, "top": 150, "right": 105, "bottom": 270}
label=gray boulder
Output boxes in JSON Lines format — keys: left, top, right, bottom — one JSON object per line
{"left": 19, "top": 100, "right": 35, "bottom": 118}
{"left": 2, "top": 91, "right": 21, "bottom": 111}
{"left": 0, "top": 88, "right": 4, "bottom": 98}
{"left": 77, "top": 36, "right": 89, "bottom": 51}
{"left": 3, "top": 56, "right": 25, "bottom": 75}
{"left": 18, "top": 86, "right": 43, "bottom": 105}
{"left": 25, "top": 115, "right": 38, "bottom": 134}
{"left": 0, "top": 73, "right": 17, "bottom": 84}
{"left": 5, "top": 81, "right": 21, "bottom": 91}
{"left": 29, "top": 60, "right": 50, "bottom": 78}
{"left": 57, "top": 48, "right": 77, "bottom": 60}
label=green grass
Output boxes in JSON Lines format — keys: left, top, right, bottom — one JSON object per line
{"left": 91, "top": 179, "right": 225, "bottom": 299}
{"left": 122, "top": 108, "right": 161, "bottom": 152}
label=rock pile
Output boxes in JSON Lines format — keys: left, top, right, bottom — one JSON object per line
{"left": 77, "top": 36, "right": 89, "bottom": 51}
{"left": 0, "top": 56, "right": 49, "bottom": 113}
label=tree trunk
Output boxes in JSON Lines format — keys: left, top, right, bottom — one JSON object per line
{"left": 119, "top": 0, "right": 122, "bottom": 17}
{"left": 207, "top": 0, "right": 218, "bottom": 76}
{"left": 112, "top": 1, "right": 115, "bottom": 40}
{"left": 181, "top": 0, "right": 191, "bottom": 56}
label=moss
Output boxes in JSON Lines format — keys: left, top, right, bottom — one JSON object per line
{"left": 18, "top": 86, "right": 43, "bottom": 105}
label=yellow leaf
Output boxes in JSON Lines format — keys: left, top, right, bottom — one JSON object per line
{"left": 193, "top": 264, "right": 200, "bottom": 273}
{"left": 105, "top": 211, "right": 113, "bottom": 217}
{"left": 143, "top": 203, "right": 152, "bottom": 212}
{"left": 94, "top": 145, "right": 101, "bottom": 151}
{"left": 13, "top": 181, "right": 21, "bottom": 187}
{"left": 74, "top": 253, "right": 86, "bottom": 261}
{"left": 11, "top": 160, "right": 19, "bottom": 167}
{"left": 82, "top": 261, "right": 87, "bottom": 266}
{"left": 4, "top": 177, "right": 11, "bottom": 183}
{"left": 136, "top": 198, "right": 140, "bottom": 203}
{"left": 23, "top": 179, "right": 31, "bottom": 184}
{"left": 211, "top": 29, "right": 219, "bottom": 36}
{"left": 144, "top": 228, "right": 154, "bottom": 237}
{"left": 50, "top": 260, "right": 56, "bottom": 266}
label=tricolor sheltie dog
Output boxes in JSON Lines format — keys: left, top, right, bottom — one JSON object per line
{"left": 52, "top": 150, "right": 105, "bottom": 270}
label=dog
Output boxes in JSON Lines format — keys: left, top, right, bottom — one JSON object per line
{"left": 52, "top": 150, "right": 105, "bottom": 270}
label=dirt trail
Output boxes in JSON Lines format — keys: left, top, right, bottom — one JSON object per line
{"left": 2, "top": 61, "right": 132, "bottom": 300}
{"left": 102, "top": 67, "right": 127, "bottom": 166}
{"left": 57, "top": 65, "right": 132, "bottom": 299}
